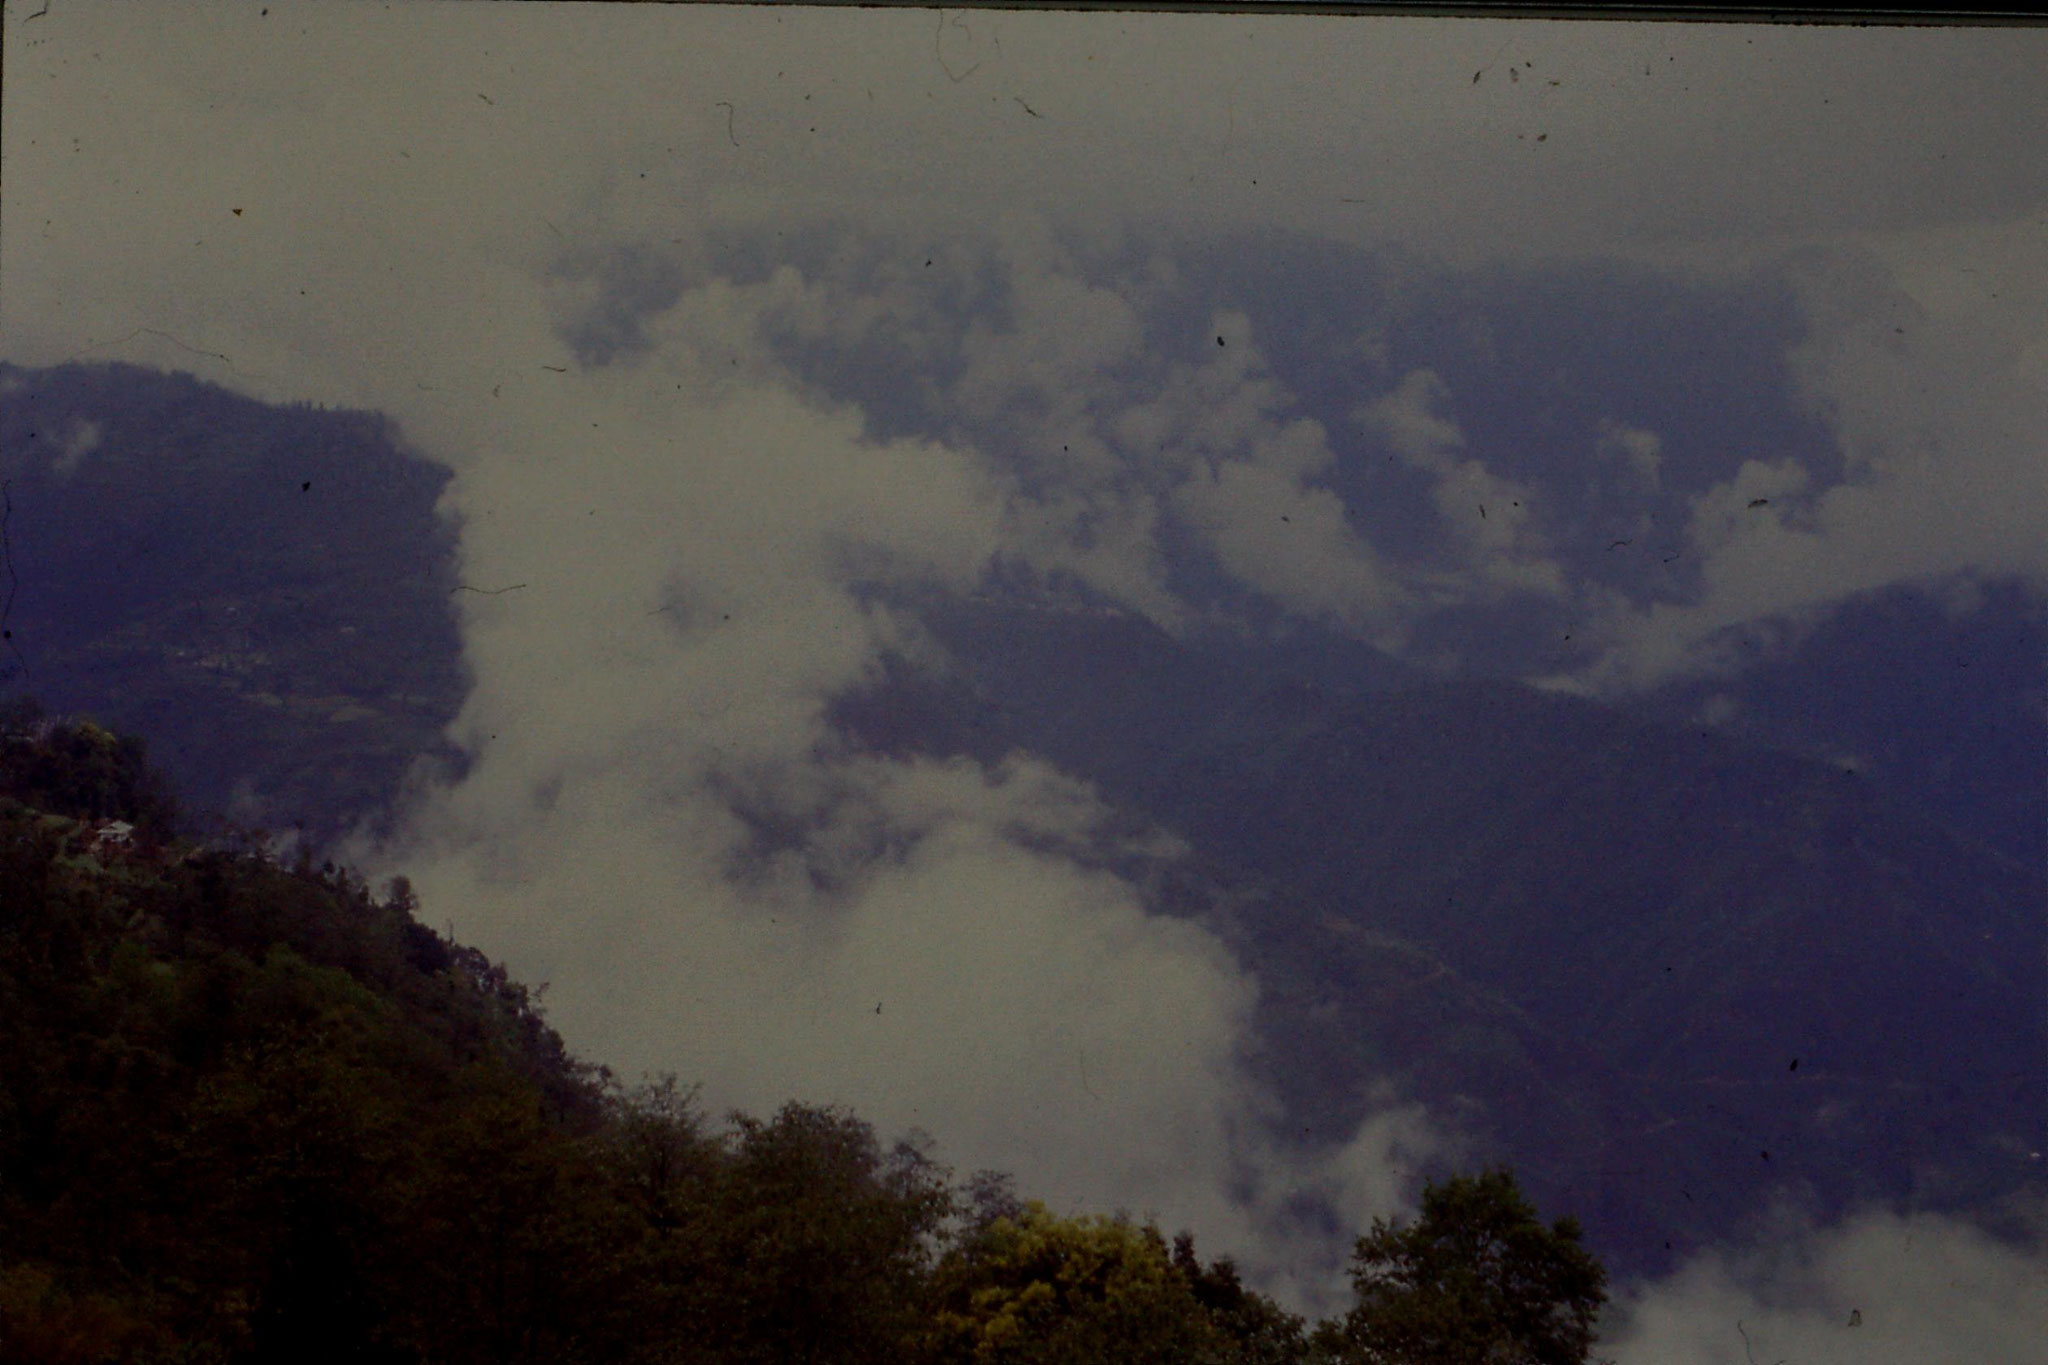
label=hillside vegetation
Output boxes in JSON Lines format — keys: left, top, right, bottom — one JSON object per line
{"left": 0, "top": 709, "right": 1609, "bottom": 1365}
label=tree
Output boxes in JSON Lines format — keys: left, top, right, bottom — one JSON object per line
{"left": 1171, "top": 1232, "right": 1309, "bottom": 1365}
{"left": 0, "top": 705, "right": 181, "bottom": 840}
{"left": 926, "top": 1202, "right": 1224, "bottom": 1365}
{"left": 700, "top": 1103, "right": 953, "bottom": 1365}
{"left": 1328, "top": 1167, "right": 1607, "bottom": 1365}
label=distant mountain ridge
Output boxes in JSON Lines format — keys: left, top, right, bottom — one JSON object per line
{"left": 1632, "top": 578, "right": 2048, "bottom": 872}
{"left": 4, "top": 360, "right": 2040, "bottom": 1290}
{"left": 0, "top": 361, "right": 468, "bottom": 845}
{"left": 846, "top": 605, "right": 2046, "bottom": 1280}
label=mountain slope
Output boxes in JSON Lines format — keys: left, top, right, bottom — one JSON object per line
{"left": 1632, "top": 578, "right": 2048, "bottom": 871}
{"left": 4, "top": 362, "right": 2037, "bottom": 1291}
{"left": 1188, "top": 683, "right": 2041, "bottom": 1269}
{"left": 839, "top": 630, "right": 2047, "bottom": 1281}
{"left": 0, "top": 361, "right": 468, "bottom": 846}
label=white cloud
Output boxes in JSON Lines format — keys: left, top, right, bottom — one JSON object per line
{"left": 1003, "top": 482, "right": 1190, "bottom": 630}
{"left": 51, "top": 417, "right": 102, "bottom": 477}
{"left": 1361, "top": 369, "right": 1468, "bottom": 469}
{"left": 1575, "top": 240, "right": 2048, "bottom": 692}
{"left": 1357, "top": 369, "right": 1567, "bottom": 603}
{"left": 1598, "top": 418, "right": 1664, "bottom": 488}
{"left": 953, "top": 244, "right": 1147, "bottom": 426}
{"left": 1176, "top": 454, "right": 1407, "bottom": 638}
{"left": 1609, "top": 1201, "right": 2048, "bottom": 1365}
{"left": 12, "top": 4, "right": 2037, "bottom": 681}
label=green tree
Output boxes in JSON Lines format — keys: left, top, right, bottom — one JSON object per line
{"left": 926, "top": 1201, "right": 1224, "bottom": 1365}
{"left": 0, "top": 705, "right": 181, "bottom": 841}
{"left": 1170, "top": 1232, "right": 1309, "bottom": 1365}
{"left": 1326, "top": 1168, "right": 1607, "bottom": 1365}
{"left": 697, "top": 1103, "right": 953, "bottom": 1365}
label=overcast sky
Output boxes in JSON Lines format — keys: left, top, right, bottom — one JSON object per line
{"left": 5, "top": 0, "right": 2045, "bottom": 1348}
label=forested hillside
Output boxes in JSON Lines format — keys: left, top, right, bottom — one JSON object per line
{"left": 0, "top": 361, "right": 468, "bottom": 849}
{"left": 0, "top": 709, "right": 1607, "bottom": 1364}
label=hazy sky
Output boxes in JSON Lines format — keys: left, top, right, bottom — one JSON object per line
{"left": 5, "top": 0, "right": 2045, "bottom": 1348}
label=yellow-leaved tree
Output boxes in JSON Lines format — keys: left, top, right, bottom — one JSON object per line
{"left": 925, "top": 1196, "right": 1304, "bottom": 1365}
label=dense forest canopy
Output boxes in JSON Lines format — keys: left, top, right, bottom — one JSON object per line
{"left": 0, "top": 707, "right": 1609, "bottom": 1364}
